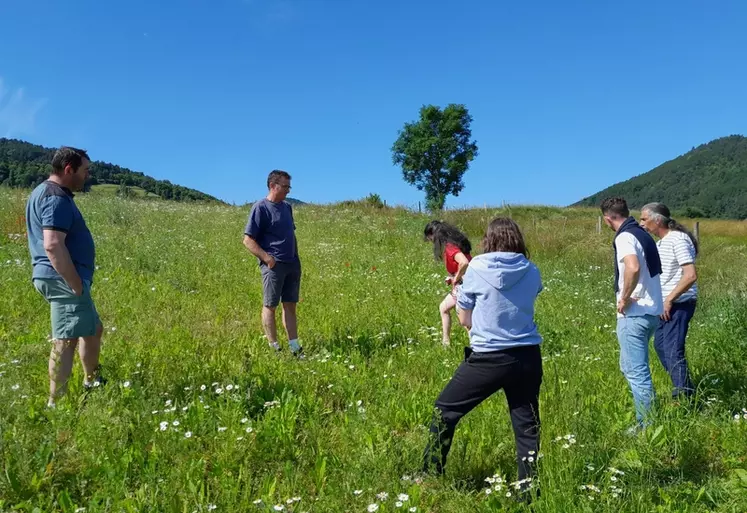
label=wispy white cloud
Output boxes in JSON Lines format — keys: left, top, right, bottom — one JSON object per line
{"left": 0, "top": 78, "right": 47, "bottom": 138}
{"left": 241, "top": 0, "right": 300, "bottom": 27}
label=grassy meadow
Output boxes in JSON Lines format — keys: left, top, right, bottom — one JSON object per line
{"left": 1, "top": 187, "right": 746, "bottom": 512}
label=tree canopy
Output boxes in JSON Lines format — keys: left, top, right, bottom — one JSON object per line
{"left": 391, "top": 104, "right": 478, "bottom": 211}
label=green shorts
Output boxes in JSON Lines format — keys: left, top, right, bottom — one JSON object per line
{"left": 33, "top": 278, "right": 101, "bottom": 340}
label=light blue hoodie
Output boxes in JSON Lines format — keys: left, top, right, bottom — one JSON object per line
{"left": 456, "top": 252, "right": 543, "bottom": 352}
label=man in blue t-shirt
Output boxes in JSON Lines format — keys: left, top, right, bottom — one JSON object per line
{"left": 243, "top": 170, "right": 304, "bottom": 357}
{"left": 26, "top": 146, "right": 106, "bottom": 408}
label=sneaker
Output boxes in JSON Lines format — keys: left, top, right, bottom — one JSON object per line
{"left": 83, "top": 365, "right": 107, "bottom": 391}
{"left": 268, "top": 341, "right": 282, "bottom": 352}
{"left": 291, "top": 347, "right": 306, "bottom": 360}
{"left": 83, "top": 374, "right": 107, "bottom": 391}
{"left": 625, "top": 424, "right": 644, "bottom": 437}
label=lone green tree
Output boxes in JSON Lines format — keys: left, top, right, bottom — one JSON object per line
{"left": 391, "top": 104, "right": 478, "bottom": 211}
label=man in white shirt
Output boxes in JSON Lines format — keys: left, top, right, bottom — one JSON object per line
{"left": 601, "top": 197, "right": 663, "bottom": 429}
{"left": 640, "top": 203, "right": 698, "bottom": 399}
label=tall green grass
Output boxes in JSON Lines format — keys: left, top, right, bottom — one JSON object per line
{"left": 1, "top": 188, "right": 745, "bottom": 512}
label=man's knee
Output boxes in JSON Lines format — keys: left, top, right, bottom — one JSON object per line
{"left": 433, "top": 403, "right": 462, "bottom": 427}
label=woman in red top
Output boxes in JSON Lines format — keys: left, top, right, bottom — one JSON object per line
{"left": 424, "top": 221, "right": 473, "bottom": 346}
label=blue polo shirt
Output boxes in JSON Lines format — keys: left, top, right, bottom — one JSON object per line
{"left": 26, "top": 180, "right": 96, "bottom": 283}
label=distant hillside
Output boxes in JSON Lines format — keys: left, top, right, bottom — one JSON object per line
{"left": 0, "top": 138, "right": 222, "bottom": 203}
{"left": 573, "top": 135, "right": 747, "bottom": 219}
{"left": 285, "top": 198, "right": 307, "bottom": 206}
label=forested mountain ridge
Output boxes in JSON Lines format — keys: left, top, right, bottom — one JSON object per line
{"left": 573, "top": 135, "right": 747, "bottom": 219}
{"left": 0, "top": 138, "right": 222, "bottom": 203}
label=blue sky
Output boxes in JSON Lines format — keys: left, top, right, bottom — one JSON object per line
{"left": 1, "top": 0, "right": 746, "bottom": 207}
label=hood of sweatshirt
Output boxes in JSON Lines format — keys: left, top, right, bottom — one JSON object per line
{"left": 468, "top": 252, "right": 532, "bottom": 291}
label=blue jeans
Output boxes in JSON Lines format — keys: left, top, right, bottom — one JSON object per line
{"left": 617, "top": 315, "right": 658, "bottom": 425}
{"left": 654, "top": 300, "right": 696, "bottom": 398}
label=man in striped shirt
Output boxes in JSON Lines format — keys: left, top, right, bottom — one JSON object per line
{"left": 640, "top": 203, "right": 699, "bottom": 399}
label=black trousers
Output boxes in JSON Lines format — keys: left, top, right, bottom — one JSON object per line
{"left": 423, "top": 345, "right": 543, "bottom": 482}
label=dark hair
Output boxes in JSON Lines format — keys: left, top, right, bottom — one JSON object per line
{"left": 51, "top": 146, "right": 90, "bottom": 174}
{"left": 267, "top": 169, "right": 291, "bottom": 189}
{"left": 600, "top": 197, "right": 630, "bottom": 218}
{"left": 424, "top": 220, "right": 472, "bottom": 261}
{"left": 642, "top": 202, "right": 699, "bottom": 255}
{"left": 482, "top": 217, "right": 529, "bottom": 257}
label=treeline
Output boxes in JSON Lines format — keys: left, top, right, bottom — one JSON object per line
{"left": 0, "top": 138, "right": 222, "bottom": 203}
{"left": 574, "top": 135, "right": 747, "bottom": 219}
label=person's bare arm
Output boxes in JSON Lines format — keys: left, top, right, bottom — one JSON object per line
{"left": 452, "top": 252, "right": 470, "bottom": 285}
{"left": 243, "top": 235, "right": 275, "bottom": 268}
{"left": 617, "top": 254, "right": 640, "bottom": 314}
{"left": 43, "top": 229, "right": 83, "bottom": 295}
{"left": 457, "top": 308, "right": 473, "bottom": 330}
{"left": 662, "top": 263, "right": 697, "bottom": 320}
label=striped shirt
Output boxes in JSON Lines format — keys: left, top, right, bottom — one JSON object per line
{"left": 657, "top": 231, "right": 698, "bottom": 302}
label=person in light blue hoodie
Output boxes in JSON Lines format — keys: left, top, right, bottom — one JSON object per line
{"left": 423, "top": 218, "right": 543, "bottom": 495}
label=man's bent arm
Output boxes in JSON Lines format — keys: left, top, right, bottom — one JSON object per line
{"left": 243, "top": 235, "right": 272, "bottom": 264}
{"left": 621, "top": 254, "right": 640, "bottom": 300}
{"left": 43, "top": 229, "right": 83, "bottom": 294}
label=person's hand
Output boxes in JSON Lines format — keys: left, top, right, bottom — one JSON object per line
{"left": 661, "top": 300, "right": 673, "bottom": 321}
{"left": 69, "top": 277, "right": 84, "bottom": 296}
{"left": 617, "top": 296, "right": 637, "bottom": 315}
{"left": 264, "top": 255, "right": 277, "bottom": 269}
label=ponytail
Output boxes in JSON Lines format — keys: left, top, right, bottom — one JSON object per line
{"left": 668, "top": 218, "right": 699, "bottom": 256}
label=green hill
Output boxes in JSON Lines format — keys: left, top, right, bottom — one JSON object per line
{"left": 0, "top": 138, "right": 223, "bottom": 203}
{"left": 573, "top": 135, "right": 747, "bottom": 219}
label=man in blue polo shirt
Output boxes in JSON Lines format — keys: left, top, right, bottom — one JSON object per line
{"left": 242, "top": 169, "right": 304, "bottom": 357}
{"left": 26, "top": 146, "right": 105, "bottom": 408}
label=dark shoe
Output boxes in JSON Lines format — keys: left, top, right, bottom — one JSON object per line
{"left": 291, "top": 347, "right": 306, "bottom": 360}
{"left": 83, "top": 366, "right": 107, "bottom": 391}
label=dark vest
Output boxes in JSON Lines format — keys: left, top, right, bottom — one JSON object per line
{"left": 613, "top": 217, "right": 662, "bottom": 293}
